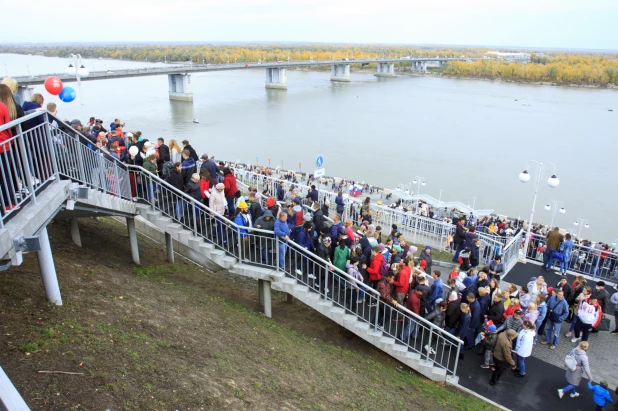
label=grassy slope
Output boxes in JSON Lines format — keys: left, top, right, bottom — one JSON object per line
{"left": 0, "top": 217, "right": 494, "bottom": 410}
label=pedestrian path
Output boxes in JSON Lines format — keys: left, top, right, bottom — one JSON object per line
{"left": 457, "top": 262, "right": 618, "bottom": 411}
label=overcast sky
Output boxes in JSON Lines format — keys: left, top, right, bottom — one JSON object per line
{"left": 3, "top": 0, "right": 617, "bottom": 50}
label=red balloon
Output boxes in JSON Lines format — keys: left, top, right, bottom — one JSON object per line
{"left": 44, "top": 76, "right": 63, "bottom": 96}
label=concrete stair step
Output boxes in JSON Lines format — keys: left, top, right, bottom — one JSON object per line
{"left": 293, "top": 285, "right": 310, "bottom": 294}
{"left": 221, "top": 256, "right": 237, "bottom": 269}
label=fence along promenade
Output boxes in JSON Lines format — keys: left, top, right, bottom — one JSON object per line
{"left": 0, "top": 111, "right": 464, "bottom": 383}
{"left": 233, "top": 168, "right": 511, "bottom": 268}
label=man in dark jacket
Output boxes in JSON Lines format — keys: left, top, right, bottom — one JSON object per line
{"left": 312, "top": 201, "right": 325, "bottom": 232}
{"left": 156, "top": 137, "right": 170, "bottom": 172}
{"left": 557, "top": 277, "right": 573, "bottom": 302}
{"left": 376, "top": 273, "right": 398, "bottom": 328}
{"left": 181, "top": 150, "right": 197, "bottom": 186}
{"left": 307, "top": 185, "right": 318, "bottom": 202}
{"left": 486, "top": 291, "right": 505, "bottom": 327}
{"left": 248, "top": 192, "right": 263, "bottom": 220}
{"left": 593, "top": 281, "right": 610, "bottom": 321}
{"left": 544, "top": 227, "right": 564, "bottom": 271}
{"left": 254, "top": 210, "right": 275, "bottom": 265}
{"left": 445, "top": 297, "right": 462, "bottom": 334}
{"left": 181, "top": 140, "right": 199, "bottom": 161}
{"left": 200, "top": 154, "right": 221, "bottom": 182}
{"left": 466, "top": 293, "right": 483, "bottom": 349}
{"left": 276, "top": 181, "right": 285, "bottom": 201}
{"left": 452, "top": 218, "right": 467, "bottom": 262}
{"left": 415, "top": 277, "right": 431, "bottom": 318}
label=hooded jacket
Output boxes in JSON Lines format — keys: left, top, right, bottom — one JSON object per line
{"left": 367, "top": 252, "right": 384, "bottom": 282}
{"left": 200, "top": 159, "right": 220, "bottom": 181}
{"left": 346, "top": 262, "right": 363, "bottom": 291}
{"left": 185, "top": 180, "right": 201, "bottom": 202}
{"left": 296, "top": 228, "right": 314, "bottom": 251}
{"left": 249, "top": 200, "right": 263, "bottom": 220}
{"left": 223, "top": 173, "right": 238, "bottom": 199}
{"left": 392, "top": 265, "right": 410, "bottom": 294}
{"left": 419, "top": 249, "right": 432, "bottom": 274}
{"left": 209, "top": 186, "right": 227, "bottom": 215}
{"left": 254, "top": 210, "right": 275, "bottom": 231}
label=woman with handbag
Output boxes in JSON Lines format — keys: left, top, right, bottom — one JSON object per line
{"left": 558, "top": 341, "right": 592, "bottom": 399}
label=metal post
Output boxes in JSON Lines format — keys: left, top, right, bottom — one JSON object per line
{"left": 99, "top": 150, "right": 107, "bottom": 194}
{"left": 165, "top": 232, "right": 174, "bottom": 263}
{"left": 70, "top": 218, "right": 81, "bottom": 247}
{"left": 43, "top": 113, "right": 60, "bottom": 183}
{"left": 263, "top": 280, "right": 272, "bottom": 318}
{"left": 522, "top": 167, "right": 542, "bottom": 262}
{"left": 126, "top": 217, "right": 140, "bottom": 265}
{"left": 16, "top": 123, "right": 37, "bottom": 204}
{"left": 36, "top": 226, "right": 62, "bottom": 305}
{"left": 76, "top": 142, "right": 86, "bottom": 184}
{"left": 113, "top": 163, "right": 120, "bottom": 197}
{"left": 275, "top": 237, "right": 280, "bottom": 273}
{"left": 192, "top": 200, "right": 198, "bottom": 236}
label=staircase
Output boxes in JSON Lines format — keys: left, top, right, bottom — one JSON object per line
{"left": 1, "top": 111, "right": 462, "bottom": 395}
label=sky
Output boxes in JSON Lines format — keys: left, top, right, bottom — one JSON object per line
{"left": 3, "top": 0, "right": 618, "bottom": 50}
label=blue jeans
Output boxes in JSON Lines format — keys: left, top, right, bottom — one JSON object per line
{"left": 147, "top": 182, "right": 157, "bottom": 202}
{"left": 226, "top": 197, "right": 235, "bottom": 216}
{"left": 517, "top": 355, "right": 526, "bottom": 375}
{"left": 175, "top": 199, "right": 186, "bottom": 219}
{"left": 261, "top": 247, "right": 270, "bottom": 265}
{"left": 453, "top": 243, "right": 464, "bottom": 262}
{"left": 545, "top": 319, "right": 562, "bottom": 346}
{"left": 544, "top": 247, "right": 556, "bottom": 269}
{"left": 560, "top": 257, "right": 570, "bottom": 273}
{"left": 278, "top": 241, "right": 287, "bottom": 269}
{"left": 401, "top": 318, "right": 419, "bottom": 340}
{"left": 562, "top": 384, "right": 577, "bottom": 394}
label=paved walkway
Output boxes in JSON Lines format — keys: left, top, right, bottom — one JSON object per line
{"left": 456, "top": 261, "right": 618, "bottom": 411}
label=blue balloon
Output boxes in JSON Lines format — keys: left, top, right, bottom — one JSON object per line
{"left": 59, "top": 86, "right": 76, "bottom": 103}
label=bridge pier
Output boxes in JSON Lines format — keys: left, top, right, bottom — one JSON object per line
{"left": 37, "top": 226, "right": 62, "bottom": 306}
{"left": 168, "top": 74, "right": 193, "bottom": 102}
{"left": 127, "top": 217, "right": 140, "bottom": 265}
{"left": 330, "top": 64, "right": 351, "bottom": 82}
{"left": 16, "top": 86, "right": 33, "bottom": 105}
{"left": 375, "top": 62, "right": 396, "bottom": 78}
{"left": 265, "top": 68, "right": 287, "bottom": 90}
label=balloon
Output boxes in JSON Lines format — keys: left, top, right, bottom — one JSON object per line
{"left": 128, "top": 146, "right": 139, "bottom": 156}
{"left": 58, "top": 87, "right": 76, "bottom": 103}
{"left": 44, "top": 76, "right": 63, "bottom": 95}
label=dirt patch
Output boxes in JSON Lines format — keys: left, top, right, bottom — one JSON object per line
{"left": 0, "top": 217, "right": 494, "bottom": 410}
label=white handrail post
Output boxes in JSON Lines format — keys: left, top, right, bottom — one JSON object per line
{"left": 16, "top": 123, "right": 37, "bottom": 204}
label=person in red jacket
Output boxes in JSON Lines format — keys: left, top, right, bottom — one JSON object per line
{"left": 222, "top": 167, "right": 238, "bottom": 216}
{"left": 364, "top": 246, "right": 384, "bottom": 290}
{"left": 401, "top": 287, "right": 421, "bottom": 340}
{"left": 393, "top": 258, "right": 411, "bottom": 305}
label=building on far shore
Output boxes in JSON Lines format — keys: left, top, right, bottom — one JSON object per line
{"left": 485, "top": 51, "right": 531, "bottom": 62}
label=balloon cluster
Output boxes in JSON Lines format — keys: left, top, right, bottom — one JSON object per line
{"left": 44, "top": 76, "right": 76, "bottom": 103}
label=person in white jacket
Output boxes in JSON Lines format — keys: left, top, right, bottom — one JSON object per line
{"left": 527, "top": 276, "right": 548, "bottom": 303}
{"left": 209, "top": 183, "right": 228, "bottom": 244}
{"left": 513, "top": 320, "right": 536, "bottom": 378}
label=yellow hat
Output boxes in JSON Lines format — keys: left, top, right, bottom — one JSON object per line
{"left": 238, "top": 199, "right": 248, "bottom": 209}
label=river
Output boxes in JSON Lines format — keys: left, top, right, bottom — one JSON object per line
{"left": 1, "top": 53, "right": 616, "bottom": 242}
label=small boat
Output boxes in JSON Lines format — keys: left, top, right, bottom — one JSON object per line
{"left": 609, "top": 109, "right": 613, "bottom": 112}
{"left": 192, "top": 119, "right": 199, "bottom": 123}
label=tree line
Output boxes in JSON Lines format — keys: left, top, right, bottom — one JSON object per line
{"left": 443, "top": 54, "right": 618, "bottom": 86}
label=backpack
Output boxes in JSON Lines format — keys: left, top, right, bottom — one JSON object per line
{"left": 564, "top": 353, "right": 578, "bottom": 372}
{"left": 379, "top": 258, "right": 390, "bottom": 276}
{"left": 162, "top": 161, "right": 175, "bottom": 179}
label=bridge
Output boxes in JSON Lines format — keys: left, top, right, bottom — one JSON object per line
{"left": 13, "top": 57, "right": 466, "bottom": 102}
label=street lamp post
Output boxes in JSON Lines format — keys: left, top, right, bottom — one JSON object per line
{"left": 573, "top": 218, "right": 590, "bottom": 239}
{"left": 518, "top": 160, "right": 560, "bottom": 259}
{"left": 412, "top": 176, "right": 426, "bottom": 198}
{"left": 543, "top": 200, "right": 566, "bottom": 229}
{"left": 66, "top": 54, "right": 89, "bottom": 112}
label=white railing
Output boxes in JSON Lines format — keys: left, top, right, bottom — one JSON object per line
{"left": 0, "top": 111, "right": 131, "bottom": 228}
{"left": 2, "top": 113, "right": 463, "bottom": 377}
{"left": 524, "top": 232, "right": 618, "bottom": 282}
